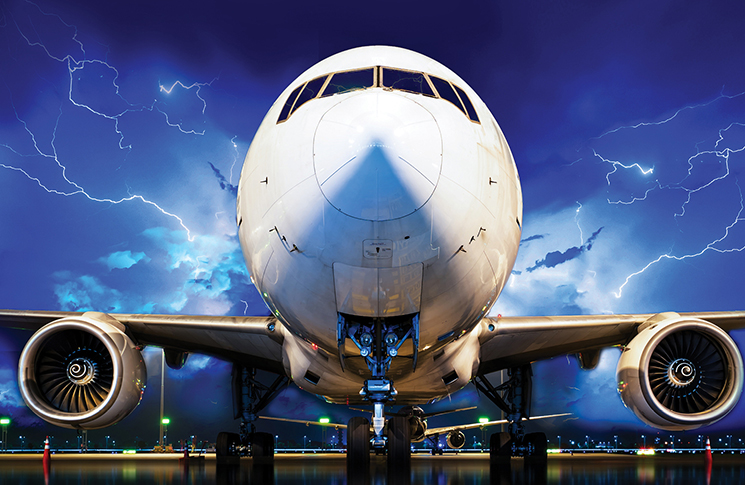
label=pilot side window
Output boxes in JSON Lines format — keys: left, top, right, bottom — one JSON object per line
{"left": 277, "top": 84, "right": 303, "bottom": 123}
{"left": 452, "top": 84, "right": 480, "bottom": 123}
{"left": 381, "top": 68, "right": 435, "bottom": 97}
{"left": 321, "top": 68, "right": 375, "bottom": 97}
{"left": 429, "top": 76, "right": 467, "bottom": 117}
{"left": 291, "top": 75, "right": 328, "bottom": 114}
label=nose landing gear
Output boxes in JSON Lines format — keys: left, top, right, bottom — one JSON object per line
{"left": 340, "top": 314, "right": 419, "bottom": 466}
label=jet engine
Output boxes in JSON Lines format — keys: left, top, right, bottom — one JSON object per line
{"left": 617, "top": 313, "right": 743, "bottom": 430}
{"left": 446, "top": 430, "right": 466, "bottom": 449}
{"left": 18, "top": 312, "right": 147, "bottom": 429}
{"left": 396, "top": 405, "right": 427, "bottom": 442}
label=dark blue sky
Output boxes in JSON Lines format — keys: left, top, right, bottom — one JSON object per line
{"left": 2, "top": 0, "right": 745, "bottom": 449}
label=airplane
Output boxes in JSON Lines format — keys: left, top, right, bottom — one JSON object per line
{"left": 3, "top": 45, "right": 745, "bottom": 467}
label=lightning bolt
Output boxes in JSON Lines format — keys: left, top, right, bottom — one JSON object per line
{"left": 597, "top": 90, "right": 745, "bottom": 298}
{"left": 574, "top": 201, "right": 584, "bottom": 246}
{"left": 593, "top": 88, "right": 745, "bottom": 140}
{"left": 0, "top": 0, "right": 223, "bottom": 242}
{"left": 157, "top": 78, "right": 218, "bottom": 135}
{"left": 229, "top": 135, "right": 240, "bottom": 184}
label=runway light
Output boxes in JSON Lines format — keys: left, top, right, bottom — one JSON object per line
{"left": 319, "top": 417, "right": 330, "bottom": 424}
{"left": 123, "top": 450, "right": 137, "bottom": 454}
{"left": 479, "top": 417, "right": 489, "bottom": 424}
{"left": 162, "top": 418, "right": 170, "bottom": 425}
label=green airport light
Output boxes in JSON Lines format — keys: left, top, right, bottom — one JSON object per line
{"left": 162, "top": 418, "right": 170, "bottom": 425}
{"left": 0, "top": 418, "right": 10, "bottom": 425}
{"left": 479, "top": 417, "right": 489, "bottom": 424}
{"left": 319, "top": 417, "right": 330, "bottom": 424}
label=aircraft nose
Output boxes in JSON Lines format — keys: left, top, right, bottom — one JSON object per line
{"left": 313, "top": 92, "right": 442, "bottom": 221}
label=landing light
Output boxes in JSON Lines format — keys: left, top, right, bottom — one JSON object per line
{"left": 360, "top": 333, "right": 373, "bottom": 346}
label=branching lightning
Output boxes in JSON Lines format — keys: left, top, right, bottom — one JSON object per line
{"left": 597, "top": 91, "right": 745, "bottom": 298}
{"left": 593, "top": 88, "right": 745, "bottom": 140}
{"left": 0, "top": 0, "right": 223, "bottom": 242}
{"left": 614, "top": 181, "right": 745, "bottom": 298}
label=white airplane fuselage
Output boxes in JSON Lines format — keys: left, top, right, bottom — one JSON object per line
{"left": 237, "top": 46, "right": 523, "bottom": 404}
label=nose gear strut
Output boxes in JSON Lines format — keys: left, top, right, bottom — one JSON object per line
{"left": 339, "top": 314, "right": 419, "bottom": 449}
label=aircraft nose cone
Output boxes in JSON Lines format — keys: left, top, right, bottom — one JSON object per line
{"left": 314, "top": 92, "right": 442, "bottom": 221}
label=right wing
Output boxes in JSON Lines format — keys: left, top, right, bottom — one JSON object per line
{"left": 0, "top": 309, "right": 285, "bottom": 373}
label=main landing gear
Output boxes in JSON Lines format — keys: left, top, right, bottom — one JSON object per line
{"left": 216, "top": 365, "right": 288, "bottom": 463}
{"left": 473, "top": 365, "right": 548, "bottom": 465}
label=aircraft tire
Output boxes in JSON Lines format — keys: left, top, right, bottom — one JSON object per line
{"left": 387, "top": 415, "right": 411, "bottom": 466}
{"left": 251, "top": 431, "right": 275, "bottom": 463}
{"left": 216, "top": 432, "right": 240, "bottom": 457}
{"left": 347, "top": 417, "right": 370, "bottom": 467}
{"left": 524, "top": 432, "right": 548, "bottom": 464}
{"left": 490, "top": 432, "right": 512, "bottom": 465}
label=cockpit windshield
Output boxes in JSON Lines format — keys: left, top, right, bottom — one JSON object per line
{"left": 321, "top": 68, "right": 375, "bottom": 97}
{"left": 278, "top": 66, "right": 480, "bottom": 124}
{"left": 381, "top": 68, "right": 435, "bottom": 97}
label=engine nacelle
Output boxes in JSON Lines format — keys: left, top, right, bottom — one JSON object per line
{"left": 446, "top": 430, "right": 466, "bottom": 449}
{"left": 617, "top": 313, "right": 743, "bottom": 431}
{"left": 18, "top": 312, "right": 147, "bottom": 429}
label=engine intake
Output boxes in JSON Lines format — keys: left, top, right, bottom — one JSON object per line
{"left": 446, "top": 430, "right": 466, "bottom": 449}
{"left": 617, "top": 313, "right": 743, "bottom": 430}
{"left": 18, "top": 312, "right": 147, "bottom": 429}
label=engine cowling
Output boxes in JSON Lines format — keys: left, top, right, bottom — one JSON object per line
{"left": 617, "top": 313, "right": 743, "bottom": 430}
{"left": 18, "top": 312, "right": 147, "bottom": 429}
{"left": 446, "top": 429, "right": 466, "bottom": 449}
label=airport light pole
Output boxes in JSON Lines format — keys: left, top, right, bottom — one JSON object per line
{"left": 479, "top": 417, "right": 489, "bottom": 448}
{"left": 642, "top": 434, "right": 646, "bottom": 448}
{"left": 159, "top": 350, "right": 166, "bottom": 449}
{"left": 162, "top": 418, "right": 170, "bottom": 448}
{"left": 0, "top": 418, "right": 9, "bottom": 452}
{"left": 320, "top": 417, "right": 329, "bottom": 449}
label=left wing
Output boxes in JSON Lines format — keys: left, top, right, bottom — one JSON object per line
{"left": 477, "top": 311, "right": 745, "bottom": 374}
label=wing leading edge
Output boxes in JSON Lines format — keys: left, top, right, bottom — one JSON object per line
{"left": 0, "top": 309, "right": 284, "bottom": 374}
{"left": 477, "top": 311, "right": 745, "bottom": 374}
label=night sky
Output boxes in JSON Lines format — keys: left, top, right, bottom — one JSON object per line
{"left": 2, "top": 0, "right": 745, "bottom": 450}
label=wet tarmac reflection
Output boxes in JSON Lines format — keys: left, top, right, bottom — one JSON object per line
{"left": 1, "top": 453, "right": 745, "bottom": 484}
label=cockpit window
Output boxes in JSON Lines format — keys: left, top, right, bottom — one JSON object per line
{"left": 452, "top": 84, "right": 479, "bottom": 123}
{"left": 291, "top": 76, "right": 328, "bottom": 114}
{"left": 278, "top": 84, "right": 303, "bottom": 123}
{"left": 321, "top": 68, "right": 375, "bottom": 97}
{"left": 277, "top": 66, "right": 480, "bottom": 125}
{"left": 429, "top": 76, "right": 467, "bottom": 117}
{"left": 381, "top": 68, "right": 435, "bottom": 97}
